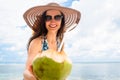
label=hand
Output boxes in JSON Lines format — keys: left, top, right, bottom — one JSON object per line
{"left": 23, "top": 69, "right": 37, "bottom": 80}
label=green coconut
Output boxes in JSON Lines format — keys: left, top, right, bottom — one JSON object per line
{"left": 32, "top": 49, "right": 72, "bottom": 80}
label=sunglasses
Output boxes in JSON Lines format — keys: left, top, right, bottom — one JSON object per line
{"left": 45, "top": 15, "right": 63, "bottom": 21}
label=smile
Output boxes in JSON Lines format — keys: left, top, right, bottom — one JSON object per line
{"left": 49, "top": 24, "right": 57, "bottom": 28}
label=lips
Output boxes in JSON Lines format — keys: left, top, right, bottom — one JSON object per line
{"left": 49, "top": 24, "right": 57, "bottom": 28}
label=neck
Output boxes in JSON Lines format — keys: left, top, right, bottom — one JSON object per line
{"left": 46, "top": 32, "right": 57, "bottom": 43}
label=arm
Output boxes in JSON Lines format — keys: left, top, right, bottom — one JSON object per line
{"left": 23, "top": 38, "right": 42, "bottom": 80}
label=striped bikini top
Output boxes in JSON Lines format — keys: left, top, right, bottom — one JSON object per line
{"left": 42, "top": 36, "right": 60, "bottom": 51}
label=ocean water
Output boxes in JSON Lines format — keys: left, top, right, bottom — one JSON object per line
{"left": 0, "top": 63, "right": 120, "bottom": 80}
{"left": 68, "top": 62, "right": 120, "bottom": 80}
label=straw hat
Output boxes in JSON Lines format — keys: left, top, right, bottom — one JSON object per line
{"left": 23, "top": 3, "right": 81, "bottom": 32}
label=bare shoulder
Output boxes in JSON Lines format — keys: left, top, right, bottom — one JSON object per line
{"left": 28, "top": 36, "right": 43, "bottom": 54}
{"left": 30, "top": 36, "right": 42, "bottom": 46}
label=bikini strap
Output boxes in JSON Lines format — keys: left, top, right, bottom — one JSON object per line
{"left": 41, "top": 36, "right": 61, "bottom": 51}
{"left": 42, "top": 36, "right": 49, "bottom": 51}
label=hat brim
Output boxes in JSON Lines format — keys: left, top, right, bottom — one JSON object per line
{"left": 23, "top": 4, "right": 81, "bottom": 32}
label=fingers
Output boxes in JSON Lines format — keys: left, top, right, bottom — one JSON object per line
{"left": 28, "top": 65, "right": 33, "bottom": 73}
{"left": 23, "top": 69, "right": 37, "bottom": 80}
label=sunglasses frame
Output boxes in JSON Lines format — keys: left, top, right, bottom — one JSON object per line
{"left": 45, "top": 15, "right": 63, "bottom": 21}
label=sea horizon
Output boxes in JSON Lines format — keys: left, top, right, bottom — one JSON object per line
{"left": 0, "top": 62, "right": 120, "bottom": 80}
{"left": 0, "top": 61, "right": 120, "bottom": 65}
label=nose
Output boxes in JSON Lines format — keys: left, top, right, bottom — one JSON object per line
{"left": 50, "top": 18, "right": 56, "bottom": 22}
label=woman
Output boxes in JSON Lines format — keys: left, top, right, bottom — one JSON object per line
{"left": 23, "top": 3, "right": 81, "bottom": 80}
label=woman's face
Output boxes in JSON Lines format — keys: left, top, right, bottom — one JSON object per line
{"left": 45, "top": 9, "right": 63, "bottom": 33}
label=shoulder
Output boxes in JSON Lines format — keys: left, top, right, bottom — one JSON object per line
{"left": 30, "top": 36, "right": 42, "bottom": 46}
{"left": 28, "top": 36, "right": 43, "bottom": 53}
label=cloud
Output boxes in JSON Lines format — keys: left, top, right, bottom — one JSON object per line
{"left": 64, "top": 0, "right": 120, "bottom": 62}
{"left": 0, "top": 0, "right": 120, "bottom": 63}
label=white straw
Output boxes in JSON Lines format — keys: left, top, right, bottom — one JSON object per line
{"left": 58, "top": 23, "right": 77, "bottom": 52}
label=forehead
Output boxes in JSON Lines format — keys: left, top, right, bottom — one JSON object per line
{"left": 46, "top": 9, "right": 61, "bottom": 15}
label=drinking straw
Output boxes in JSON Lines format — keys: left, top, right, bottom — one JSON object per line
{"left": 58, "top": 23, "right": 77, "bottom": 52}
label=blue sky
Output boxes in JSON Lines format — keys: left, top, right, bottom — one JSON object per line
{"left": 0, "top": 0, "right": 120, "bottom": 63}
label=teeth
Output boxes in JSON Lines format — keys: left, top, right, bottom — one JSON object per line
{"left": 49, "top": 24, "right": 57, "bottom": 28}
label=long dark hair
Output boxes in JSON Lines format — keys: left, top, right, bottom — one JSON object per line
{"left": 27, "top": 10, "right": 65, "bottom": 50}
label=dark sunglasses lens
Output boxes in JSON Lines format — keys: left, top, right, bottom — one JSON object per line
{"left": 55, "top": 15, "right": 63, "bottom": 20}
{"left": 45, "top": 15, "right": 63, "bottom": 21}
{"left": 45, "top": 15, "right": 52, "bottom": 21}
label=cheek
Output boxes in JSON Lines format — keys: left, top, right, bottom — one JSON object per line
{"left": 57, "top": 21, "right": 62, "bottom": 28}
{"left": 45, "top": 22, "right": 49, "bottom": 29}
